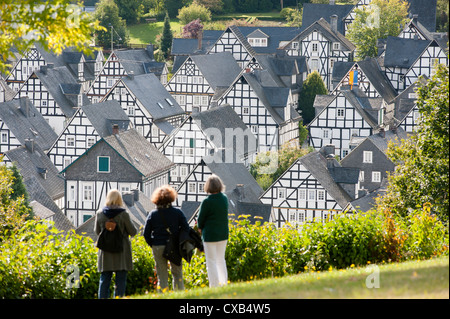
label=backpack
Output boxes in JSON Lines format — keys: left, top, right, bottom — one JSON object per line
{"left": 96, "top": 216, "right": 123, "bottom": 253}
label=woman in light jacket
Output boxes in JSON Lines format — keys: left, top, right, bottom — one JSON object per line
{"left": 198, "top": 175, "right": 229, "bottom": 288}
{"left": 95, "top": 189, "right": 137, "bottom": 299}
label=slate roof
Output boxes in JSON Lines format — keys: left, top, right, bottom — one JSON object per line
{"left": 299, "top": 151, "right": 355, "bottom": 209}
{"left": 191, "top": 104, "right": 258, "bottom": 158}
{"left": 301, "top": 3, "right": 355, "bottom": 35}
{"left": 341, "top": 88, "right": 384, "bottom": 128}
{"left": 5, "top": 144, "right": 74, "bottom": 232}
{"left": 406, "top": 0, "right": 437, "bottom": 32}
{"left": 121, "top": 73, "right": 185, "bottom": 122}
{"left": 103, "top": 129, "right": 174, "bottom": 179}
{"left": 189, "top": 52, "right": 242, "bottom": 90}
{"left": 34, "top": 65, "right": 90, "bottom": 118}
{"left": 114, "top": 48, "right": 162, "bottom": 75}
{"left": 0, "top": 97, "right": 58, "bottom": 151}
{"left": 382, "top": 36, "right": 431, "bottom": 69}
{"left": 81, "top": 100, "right": 130, "bottom": 138}
{"left": 171, "top": 30, "right": 224, "bottom": 55}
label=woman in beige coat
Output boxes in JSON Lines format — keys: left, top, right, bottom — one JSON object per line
{"left": 95, "top": 189, "right": 137, "bottom": 298}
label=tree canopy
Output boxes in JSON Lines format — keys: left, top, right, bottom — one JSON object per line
{"left": 0, "top": 0, "right": 104, "bottom": 74}
{"left": 377, "top": 61, "right": 449, "bottom": 222}
{"left": 297, "top": 71, "right": 328, "bottom": 124}
{"left": 346, "top": 0, "right": 409, "bottom": 61}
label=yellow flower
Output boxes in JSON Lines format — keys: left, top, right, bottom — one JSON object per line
{"left": 350, "top": 264, "right": 355, "bottom": 268}
{"left": 304, "top": 266, "right": 308, "bottom": 270}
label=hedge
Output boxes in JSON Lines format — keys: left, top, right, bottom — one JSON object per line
{"left": 0, "top": 208, "right": 447, "bottom": 298}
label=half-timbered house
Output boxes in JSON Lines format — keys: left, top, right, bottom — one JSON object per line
{"left": 0, "top": 97, "right": 57, "bottom": 160}
{"left": 280, "top": 17, "right": 355, "bottom": 90}
{"left": 13, "top": 64, "right": 90, "bottom": 134}
{"left": 308, "top": 87, "right": 383, "bottom": 159}
{"left": 175, "top": 150, "right": 271, "bottom": 225}
{"left": 165, "top": 52, "right": 241, "bottom": 114}
{"left": 159, "top": 104, "right": 258, "bottom": 187}
{"left": 47, "top": 99, "right": 129, "bottom": 171}
{"left": 331, "top": 58, "right": 397, "bottom": 103}
{"left": 61, "top": 128, "right": 173, "bottom": 227}
{"left": 259, "top": 145, "right": 359, "bottom": 228}
{"left": 86, "top": 45, "right": 167, "bottom": 103}
{"left": 302, "top": 1, "right": 355, "bottom": 36}
{"left": 102, "top": 73, "right": 185, "bottom": 147}
{"left": 380, "top": 36, "right": 447, "bottom": 92}
{"left": 216, "top": 68, "right": 301, "bottom": 152}
{"left": 341, "top": 127, "right": 408, "bottom": 193}
{"left": 5, "top": 44, "right": 104, "bottom": 93}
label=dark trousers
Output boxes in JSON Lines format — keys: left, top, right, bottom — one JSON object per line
{"left": 98, "top": 270, "right": 127, "bottom": 299}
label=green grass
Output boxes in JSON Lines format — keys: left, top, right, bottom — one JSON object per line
{"left": 128, "top": 21, "right": 182, "bottom": 45}
{"left": 131, "top": 256, "right": 449, "bottom": 299}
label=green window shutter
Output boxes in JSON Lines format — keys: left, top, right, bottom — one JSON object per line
{"left": 98, "top": 156, "right": 110, "bottom": 172}
{"left": 190, "top": 138, "right": 195, "bottom": 148}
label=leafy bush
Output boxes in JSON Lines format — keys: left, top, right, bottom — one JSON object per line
{"left": 0, "top": 207, "right": 447, "bottom": 298}
{"left": 177, "top": 1, "right": 212, "bottom": 25}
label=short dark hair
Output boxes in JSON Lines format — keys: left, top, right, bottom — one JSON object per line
{"left": 151, "top": 185, "right": 177, "bottom": 206}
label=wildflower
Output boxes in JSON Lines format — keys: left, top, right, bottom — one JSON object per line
{"left": 328, "top": 266, "right": 333, "bottom": 271}
{"left": 350, "top": 264, "right": 355, "bottom": 268}
{"left": 304, "top": 266, "right": 308, "bottom": 271}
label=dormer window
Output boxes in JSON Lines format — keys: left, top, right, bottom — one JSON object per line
{"left": 247, "top": 29, "right": 269, "bottom": 47}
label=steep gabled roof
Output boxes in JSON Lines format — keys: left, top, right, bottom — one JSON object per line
{"left": 81, "top": 100, "right": 130, "bottom": 138}
{"left": 190, "top": 52, "right": 242, "bottom": 90}
{"left": 382, "top": 36, "right": 431, "bottom": 69}
{"left": 121, "top": 73, "right": 185, "bottom": 121}
{"left": 301, "top": 3, "right": 355, "bottom": 34}
{"left": 0, "top": 97, "right": 58, "bottom": 151}
{"left": 103, "top": 129, "right": 174, "bottom": 179}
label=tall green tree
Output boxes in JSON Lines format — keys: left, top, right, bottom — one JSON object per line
{"left": 94, "top": 0, "right": 129, "bottom": 49}
{"left": 0, "top": 157, "right": 31, "bottom": 236}
{"left": 298, "top": 71, "right": 328, "bottom": 124}
{"left": 377, "top": 61, "right": 449, "bottom": 222}
{"left": 160, "top": 12, "right": 173, "bottom": 59}
{"left": 0, "top": 0, "right": 104, "bottom": 74}
{"left": 347, "top": 0, "right": 409, "bottom": 60}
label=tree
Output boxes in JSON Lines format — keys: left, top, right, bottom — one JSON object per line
{"left": 182, "top": 19, "right": 204, "bottom": 39}
{"left": 346, "top": 0, "right": 409, "bottom": 61}
{"left": 0, "top": 0, "right": 104, "bottom": 74}
{"left": 377, "top": 61, "right": 449, "bottom": 222}
{"left": 298, "top": 71, "right": 328, "bottom": 124}
{"left": 177, "top": 1, "right": 212, "bottom": 25}
{"left": 160, "top": 12, "right": 173, "bottom": 59}
{"left": 94, "top": 0, "right": 129, "bottom": 49}
{"left": 0, "top": 157, "right": 32, "bottom": 236}
{"left": 114, "top": 0, "right": 142, "bottom": 25}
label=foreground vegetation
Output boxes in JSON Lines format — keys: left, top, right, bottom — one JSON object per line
{"left": 0, "top": 207, "right": 447, "bottom": 299}
{"left": 134, "top": 256, "right": 449, "bottom": 299}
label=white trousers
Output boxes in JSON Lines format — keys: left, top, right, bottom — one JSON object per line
{"left": 203, "top": 240, "right": 228, "bottom": 288}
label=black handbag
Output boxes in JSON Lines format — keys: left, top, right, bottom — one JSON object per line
{"left": 96, "top": 216, "right": 123, "bottom": 253}
{"left": 160, "top": 212, "right": 182, "bottom": 266}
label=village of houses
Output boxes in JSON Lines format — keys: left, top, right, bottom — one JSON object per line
{"left": 0, "top": 0, "right": 448, "bottom": 239}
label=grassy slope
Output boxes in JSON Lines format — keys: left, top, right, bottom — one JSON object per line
{"left": 132, "top": 257, "right": 449, "bottom": 299}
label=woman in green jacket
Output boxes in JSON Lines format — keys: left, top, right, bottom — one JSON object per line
{"left": 197, "top": 175, "right": 229, "bottom": 288}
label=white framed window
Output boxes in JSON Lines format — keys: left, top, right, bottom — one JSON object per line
{"left": 298, "top": 211, "right": 305, "bottom": 223}
{"left": 363, "top": 151, "right": 373, "bottom": 163}
{"left": 243, "top": 107, "right": 249, "bottom": 115}
{"left": 127, "top": 106, "right": 135, "bottom": 116}
{"left": 299, "top": 189, "right": 306, "bottom": 200}
{"left": 83, "top": 184, "right": 93, "bottom": 201}
{"left": 372, "top": 171, "right": 381, "bottom": 183}
{"left": 174, "top": 148, "right": 183, "bottom": 156}
{"left": 310, "top": 59, "right": 319, "bottom": 71}
{"left": 308, "top": 190, "right": 315, "bottom": 201}
{"left": 185, "top": 148, "right": 194, "bottom": 157}
{"left": 292, "top": 42, "right": 299, "bottom": 50}
{"left": 311, "top": 42, "right": 319, "bottom": 53}
{"left": 317, "top": 190, "right": 325, "bottom": 201}
{"left": 170, "top": 166, "right": 178, "bottom": 177}
{"left": 42, "top": 100, "right": 47, "bottom": 107}
{"left": 198, "top": 183, "right": 205, "bottom": 193}
{"left": 107, "top": 78, "right": 114, "bottom": 87}
{"left": 87, "top": 137, "right": 96, "bottom": 148}
{"left": 121, "top": 185, "right": 130, "bottom": 194}
{"left": 188, "top": 182, "right": 196, "bottom": 193}
{"left": 342, "top": 149, "right": 349, "bottom": 158}
{"left": 66, "top": 137, "right": 75, "bottom": 148}
{"left": 323, "top": 129, "right": 330, "bottom": 139}
{"left": 1, "top": 132, "right": 8, "bottom": 143}
{"left": 278, "top": 188, "right": 286, "bottom": 199}
{"left": 289, "top": 210, "right": 296, "bottom": 222}
{"left": 337, "top": 108, "right": 345, "bottom": 118}
{"left": 180, "top": 166, "right": 188, "bottom": 178}
{"left": 69, "top": 185, "right": 76, "bottom": 201}
{"left": 201, "top": 96, "right": 208, "bottom": 106}
{"left": 333, "top": 42, "right": 340, "bottom": 51}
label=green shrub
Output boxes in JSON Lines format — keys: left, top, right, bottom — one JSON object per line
{"left": 177, "top": 1, "right": 212, "bottom": 25}
{"left": 0, "top": 207, "right": 447, "bottom": 298}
